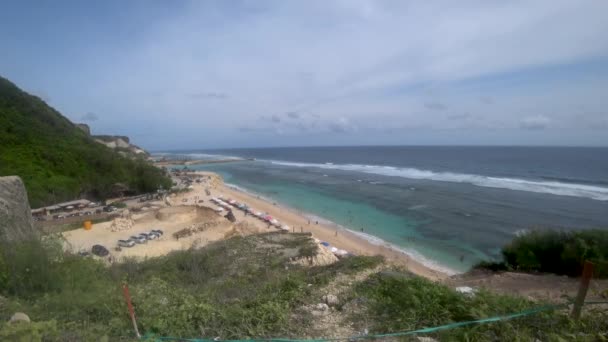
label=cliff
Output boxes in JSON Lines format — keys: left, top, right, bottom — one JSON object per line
{"left": 92, "top": 135, "right": 149, "bottom": 157}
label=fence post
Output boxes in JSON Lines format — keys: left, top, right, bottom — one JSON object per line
{"left": 571, "top": 260, "right": 594, "bottom": 320}
{"left": 123, "top": 283, "right": 141, "bottom": 339}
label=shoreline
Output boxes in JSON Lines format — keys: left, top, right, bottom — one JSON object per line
{"left": 198, "top": 171, "right": 451, "bottom": 281}
{"left": 225, "top": 182, "right": 459, "bottom": 276}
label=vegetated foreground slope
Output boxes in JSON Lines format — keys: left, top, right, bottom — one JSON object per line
{"left": 0, "top": 76, "right": 171, "bottom": 207}
{"left": 1, "top": 233, "right": 606, "bottom": 341}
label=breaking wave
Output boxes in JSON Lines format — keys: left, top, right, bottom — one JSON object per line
{"left": 266, "top": 160, "right": 608, "bottom": 201}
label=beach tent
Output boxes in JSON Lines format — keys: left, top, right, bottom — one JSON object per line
{"left": 255, "top": 212, "right": 263, "bottom": 217}
{"left": 264, "top": 215, "right": 273, "bottom": 221}
{"left": 280, "top": 225, "right": 290, "bottom": 231}
{"left": 270, "top": 219, "right": 279, "bottom": 225}
{"left": 229, "top": 200, "right": 237, "bottom": 204}
{"left": 320, "top": 242, "right": 330, "bottom": 247}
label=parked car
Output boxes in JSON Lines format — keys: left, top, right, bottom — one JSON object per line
{"left": 151, "top": 229, "right": 164, "bottom": 236}
{"left": 130, "top": 235, "right": 147, "bottom": 244}
{"left": 118, "top": 239, "right": 135, "bottom": 248}
{"left": 91, "top": 244, "right": 110, "bottom": 257}
{"left": 141, "top": 232, "right": 158, "bottom": 240}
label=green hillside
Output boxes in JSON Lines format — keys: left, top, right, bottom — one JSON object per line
{"left": 0, "top": 76, "right": 171, "bottom": 207}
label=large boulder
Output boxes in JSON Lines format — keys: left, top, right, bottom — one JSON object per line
{"left": 8, "top": 312, "right": 30, "bottom": 324}
{"left": 0, "top": 176, "right": 37, "bottom": 242}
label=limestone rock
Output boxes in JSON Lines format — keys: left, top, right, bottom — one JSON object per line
{"left": 0, "top": 176, "right": 37, "bottom": 243}
{"left": 9, "top": 312, "right": 30, "bottom": 324}
{"left": 310, "top": 303, "right": 330, "bottom": 316}
{"left": 323, "top": 294, "right": 339, "bottom": 306}
{"left": 417, "top": 337, "right": 439, "bottom": 342}
{"left": 76, "top": 123, "right": 91, "bottom": 135}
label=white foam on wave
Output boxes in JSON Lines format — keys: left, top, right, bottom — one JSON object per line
{"left": 348, "top": 230, "right": 460, "bottom": 276}
{"left": 177, "top": 152, "right": 242, "bottom": 160}
{"left": 266, "top": 160, "right": 608, "bottom": 201}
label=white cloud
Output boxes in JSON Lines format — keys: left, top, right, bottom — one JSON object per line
{"left": 520, "top": 115, "right": 551, "bottom": 130}
{"left": 6, "top": 0, "right": 608, "bottom": 147}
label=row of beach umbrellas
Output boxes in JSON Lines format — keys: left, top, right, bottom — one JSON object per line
{"left": 210, "top": 196, "right": 290, "bottom": 231}
{"left": 211, "top": 196, "right": 350, "bottom": 257}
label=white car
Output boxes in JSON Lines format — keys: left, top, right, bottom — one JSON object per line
{"left": 118, "top": 239, "right": 135, "bottom": 248}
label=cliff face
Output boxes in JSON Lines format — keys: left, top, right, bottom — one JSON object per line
{"left": 93, "top": 135, "right": 149, "bottom": 157}
{"left": 0, "top": 176, "right": 37, "bottom": 242}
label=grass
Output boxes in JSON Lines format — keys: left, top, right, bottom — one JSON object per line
{"left": 348, "top": 272, "right": 608, "bottom": 341}
{"left": 0, "top": 233, "right": 382, "bottom": 341}
{"left": 1, "top": 232, "right": 606, "bottom": 341}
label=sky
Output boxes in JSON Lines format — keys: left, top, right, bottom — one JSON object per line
{"left": 1, "top": 0, "right": 608, "bottom": 150}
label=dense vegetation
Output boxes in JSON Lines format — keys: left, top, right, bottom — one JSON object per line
{"left": 1, "top": 233, "right": 606, "bottom": 341}
{"left": 0, "top": 76, "right": 171, "bottom": 207}
{"left": 478, "top": 229, "right": 608, "bottom": 278}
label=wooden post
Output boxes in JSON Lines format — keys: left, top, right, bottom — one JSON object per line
{"left": 122, "top": 283, "right": 141, "bottom": 339}
{"left": 571, "top": 260, "right": 594, "bottom": 319}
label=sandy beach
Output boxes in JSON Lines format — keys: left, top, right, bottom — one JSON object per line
{"left": 194, "top": 171, "right": 448, "bottom": 280}
{"left": 62, "top": 170, "right": 448, "bottom": 280}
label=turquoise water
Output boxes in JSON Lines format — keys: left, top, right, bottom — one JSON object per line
{"left": 172, "top": 146, "right": 608, "bottom": 274}
{"left": 199, "top": 166, "right": 481, "bottom": 273}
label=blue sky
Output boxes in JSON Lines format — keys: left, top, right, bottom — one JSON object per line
{"left": 1, "top": 0, "right": 608, "bottom": 149}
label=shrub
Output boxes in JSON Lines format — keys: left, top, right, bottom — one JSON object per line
{"left": 493, "top": 229, "right": 608, "bottom": 277}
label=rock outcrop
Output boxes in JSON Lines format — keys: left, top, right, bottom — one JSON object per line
{"left": 0, "top": 176, "right": 37, "bottom": 242}
{"left": 93, "top": 135, "right": 149, "bottom": 157}
{"left": 76, "top": 123, "right": 91, "bottom": 135}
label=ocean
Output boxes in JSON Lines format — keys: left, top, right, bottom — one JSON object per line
{"left": 157, "top": 146, "right": 608, "bottom": 274}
